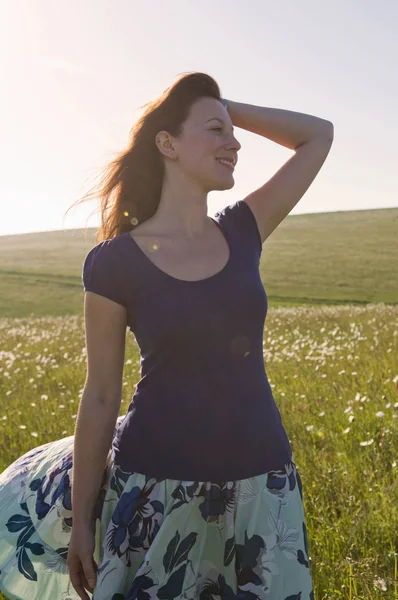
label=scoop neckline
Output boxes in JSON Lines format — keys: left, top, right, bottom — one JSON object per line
{"left": 123, "top": 215, "right": 232, "bottom": 284}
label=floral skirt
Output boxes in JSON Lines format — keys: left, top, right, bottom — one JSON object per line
{"left": 0, "top": 417, "right": 314, "bottom": 599}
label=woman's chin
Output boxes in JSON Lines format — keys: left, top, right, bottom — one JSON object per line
{"left": 214, "top": 178, "right": 235, "bottom": 191}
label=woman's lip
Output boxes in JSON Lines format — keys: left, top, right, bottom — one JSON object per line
{"left": 215, "top": 159, "right": 235, "bottom": 170}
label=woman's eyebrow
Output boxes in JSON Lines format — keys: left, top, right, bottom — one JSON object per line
{"left": 206, "top": 117, "right": 235, "bottom": 132}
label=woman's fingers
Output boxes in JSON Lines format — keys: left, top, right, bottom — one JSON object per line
{"left": 82, "top": 554, "right": 97, "bottom": 592}
{"left": 68, "top": 556, "right": 92, "bottom": 600}
{"left": 67, "top": 527, "right": 97, "bottom": 598}
{"left": 81, "top": 568, "right": 96, "bottom": 594}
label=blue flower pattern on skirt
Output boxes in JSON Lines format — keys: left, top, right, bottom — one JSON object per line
{"left": 0, "top": 419, "right": 314, "bottom": 599}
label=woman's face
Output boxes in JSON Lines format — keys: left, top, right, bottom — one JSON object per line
{"left": 159, "top": 96, "right": 241, "bottom": 192}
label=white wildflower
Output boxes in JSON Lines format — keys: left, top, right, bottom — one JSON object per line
{"left": 360, "top": 438, "right": 374, "bottom": 447}
{"left": 373, "top": 577, "right": 387, "bottom": 591}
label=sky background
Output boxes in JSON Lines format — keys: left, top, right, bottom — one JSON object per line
{"left": 0, "top": 0, "right": 396, "bottom": 237}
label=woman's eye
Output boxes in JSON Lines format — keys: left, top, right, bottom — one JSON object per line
{"left": 212, "top": 127, "right": 222, "bottom": 132}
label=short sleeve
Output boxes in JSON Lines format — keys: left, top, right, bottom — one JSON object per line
{"left": 82, "top": 239, "right": 127, "bottom": 308}
{"left": 214, "top": 199, "right": 262, "bottom": 256}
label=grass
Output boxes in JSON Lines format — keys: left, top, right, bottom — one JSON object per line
{"left": 0, "top": 207, "right": 397, "bottom": 319}
{"left": 0, "top": 304, "right": 397, "bottom": 598}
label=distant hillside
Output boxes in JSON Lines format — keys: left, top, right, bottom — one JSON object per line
{"left": 0, "top": 207, "right": 397, "bottom": 317}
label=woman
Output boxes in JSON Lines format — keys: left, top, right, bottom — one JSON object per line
{"left": 0, "top": 72, "right": 333, "bottom": 599}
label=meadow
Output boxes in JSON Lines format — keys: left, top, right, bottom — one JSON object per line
{"left": 0, "top": 207, "right": 397, "bottom": 318}
{"left": 1, "top": 207, "right": 397, "bottom": 599}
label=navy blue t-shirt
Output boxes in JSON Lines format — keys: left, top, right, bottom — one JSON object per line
{"left": 82, "top": 200, "right": 293, "bottom": 481}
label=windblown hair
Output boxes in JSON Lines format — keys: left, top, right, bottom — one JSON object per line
{"left": 64, "top": 72, "right": 223, "bottom": 243}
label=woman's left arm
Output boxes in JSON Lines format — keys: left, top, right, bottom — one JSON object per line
{"left": 225, "top": 100, "right": 334, "bottom": 244}
{"left": 226, "top": 100, "right": 333, "bottom": 150}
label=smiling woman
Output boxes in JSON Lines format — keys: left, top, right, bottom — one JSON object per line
{"left": 0, "top": 71, "right": 315, "bottom": 600}
{"left": 63, "top": 72, "right": 240, "bottom": 243}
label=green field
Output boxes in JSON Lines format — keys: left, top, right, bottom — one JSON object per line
{"left": 1, "top": 208, "right": 398, "bottom": 599}
{"left": 0, "top": 207, "right": 397, "bottom": 318}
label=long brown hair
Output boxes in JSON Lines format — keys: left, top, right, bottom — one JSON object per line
{"left": 64, "top": 72, "right": 223, "bottom": 244}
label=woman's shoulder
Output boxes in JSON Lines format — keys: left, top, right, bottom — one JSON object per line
{"left": 82, "top": 234, "right": 129, "bottom": 306}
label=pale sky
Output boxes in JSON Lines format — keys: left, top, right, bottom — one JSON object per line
{"left": 0, "top": 0, "right": 396, "bottom": 236}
